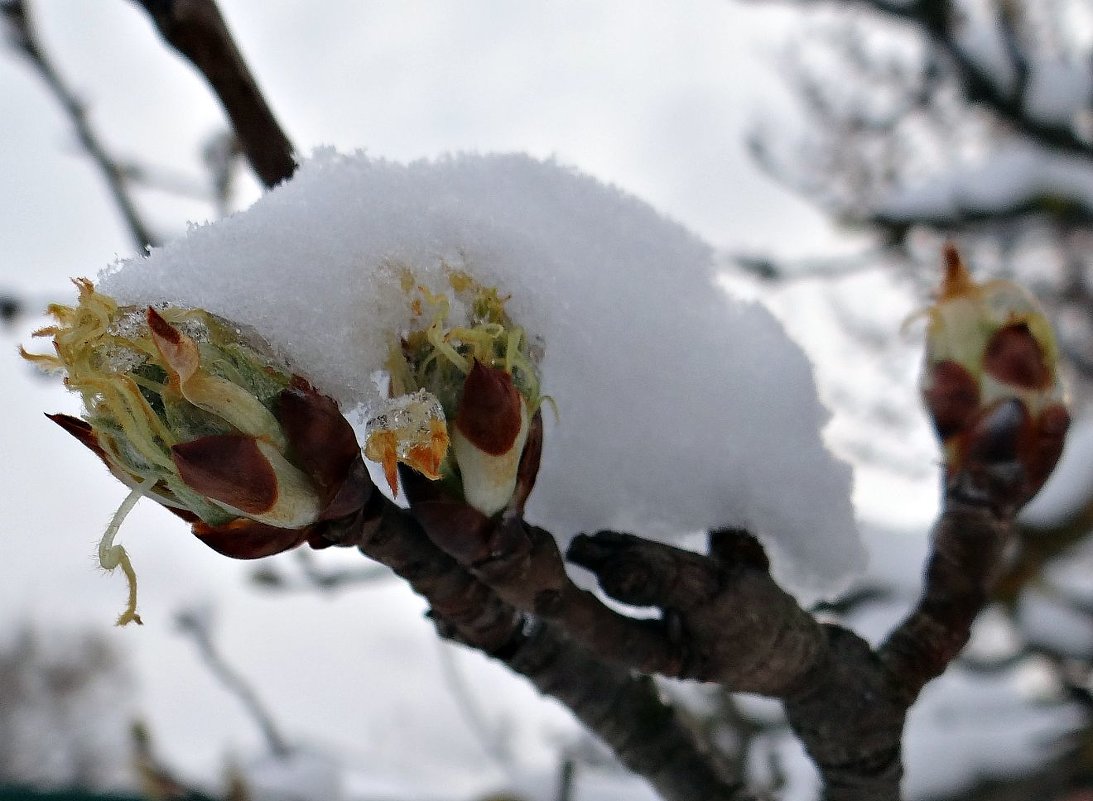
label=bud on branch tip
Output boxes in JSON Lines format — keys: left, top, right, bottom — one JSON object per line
{"left": 22, "top": 281, "right": 363, "bottom": 624}
{"left": 917, "top": 244, "right": 1069, "bottom": 506}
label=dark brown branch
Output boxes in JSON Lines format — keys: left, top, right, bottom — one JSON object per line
{"left": 881, "top": 485, "right": 1019, "bottom": 704}
{"left": 316, "top": 473, "right": 750, "bottom": 801}
{"left": 3, "top": 0, "right": 159, "bottom": 251}
{"left": 567, "top": 529, "right": 826, "bottom": 693}
{"left": 133, "top": 0, "right": 295, "bottom": 188}
{"left": 783, "top": 626, "right": 905, "bottom": 801}
{"left": 573, "top": 530, "right": 907, "bottom": 799}
{"left": 568, "top": 499, "right": 1026, "bottom": 801}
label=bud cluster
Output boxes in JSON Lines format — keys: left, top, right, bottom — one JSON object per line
{"left": 366, "top": 268, "right": 545, "bottom": 516}
{"left": 24, "top": 270, "right": 545, "bottom": 625}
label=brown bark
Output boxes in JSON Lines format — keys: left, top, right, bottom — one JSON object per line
{"left": 316, "top": 475, "right": 750, "bottom": 801}
{"left": 133, "top": 0, "right": 296, "bottom": 188}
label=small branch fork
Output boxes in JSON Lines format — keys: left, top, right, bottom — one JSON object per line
{"left": 307, "top": 448, "right": 1021, "bottom": 801}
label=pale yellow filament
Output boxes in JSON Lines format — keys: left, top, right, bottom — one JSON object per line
{"left": 99, "top": 475, "right": 157, "bottom": 626}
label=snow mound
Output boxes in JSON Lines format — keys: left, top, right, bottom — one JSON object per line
{"left": 100, "top": 150, "right": 861, "bottom": 601}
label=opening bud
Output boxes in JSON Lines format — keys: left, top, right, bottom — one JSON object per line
{"left": 23, "top": 281, "right": 366, "bottom": 624}
{"left": 917, "top": 245, "right": 1069, "bottom": 504}
{"left": 366, "top": 268, "right": 545, "bottom": 515}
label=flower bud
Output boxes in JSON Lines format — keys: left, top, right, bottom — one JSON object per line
{"left": 918, "top": 245, "right": 1069, "bottom": 504}
{"left": 23, "top": 280, "right": 368, "bottom": 624}
{"left": 367, "top": 269, "right": 544, "bottom": 516}
{"left": 451, "top": 360, "right": 531, "bottom": 516}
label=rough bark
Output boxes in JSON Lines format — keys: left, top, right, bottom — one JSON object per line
{"left": 317, "top": 472, "right": 751, "bottom": 801}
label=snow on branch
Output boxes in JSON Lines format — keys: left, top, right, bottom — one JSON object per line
{"left": 28, "top": 150, "right": 1076, "bottom": 801}
{"left": 97, "top": 150, "right": 863, "bottom": 603}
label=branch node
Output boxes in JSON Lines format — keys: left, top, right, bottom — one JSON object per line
{"left": 708, "top": 528, "right": 770, "bottom": 572}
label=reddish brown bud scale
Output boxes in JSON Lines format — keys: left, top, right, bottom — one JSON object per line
{"left": 274, "top": 380, "right": 374, "bottom": 524}
{"left": 192, "top": 518, "right": 309, "bottom": 560}
{"left": 512, "top": 410, "right": 544, "bottom": 515}
{"left": 983, "top": 324, "right": 1052, "bottom": 390}
{"left": 922, "top": 361, "right": 980, "bottom": 440}
{"left": 314, "top": 458, "right": 373, "bottom": 524}
{"left": 172, "top": 434, "right": 279, "bottom": 515}
{"left": 400, "top": 468, "right": 494, "bottom": 564}
{"left": 276, "top": 380, "right": 360, "bottom": 496}
{"left": 145, "top": 306, "right": 181, "bottom": 344}
{"left": 1023, "top": 404, "right": 1070, "bottom": 495}
{"left": 46, "top": 413, "right": 110, "bottom": 461}
{"left": 455, "top": 360, "right": 523, "bottom": 455}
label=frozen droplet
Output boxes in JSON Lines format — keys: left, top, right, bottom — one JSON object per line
{"left": 107, "top": 308, "right": 148, "bottom": 340}
{"left": 365, "top": 389, "right": 446, "bottom": 460}
{"left": 101, "top": 345, "right": 146, "bottom": 374}
{"left": 174, "top": 317, "right": 209, "bottom": 342}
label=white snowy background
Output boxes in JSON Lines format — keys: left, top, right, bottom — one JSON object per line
{"left": 1, "top": 2, "right": 1088, "bottom": 800}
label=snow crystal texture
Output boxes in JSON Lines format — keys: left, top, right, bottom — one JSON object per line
{"left": 100, "top": 150, "right": 861, "bottom": 601}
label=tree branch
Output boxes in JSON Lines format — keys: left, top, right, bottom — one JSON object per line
{"left": 752, "top": 0, "right": 1093, "bottom": 158}
{"left": 175, "top": 608, "right": 292, "bottom": 759}
{"left": 881, "top": 503, "right": 1015, "bottom": 703}
{"left": 566, "top": 529, "right": 826, "bottom": 693}
{"left": 132, "top": 0, "right": 295, "bottom": 188}
{"left": 315, "top": 467, "right": 750, "bottom": 801}
{"left": 572, "top": 529, "right": 907, "bottom": 800}
{"left": 2, "top": 0, "right": 158, "bottom": 251}
{"left": 567, "top": 488, "right": 1028, "bottom": 801}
